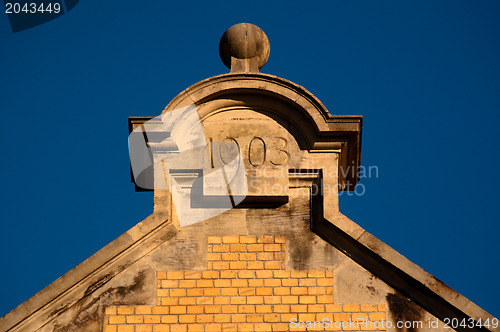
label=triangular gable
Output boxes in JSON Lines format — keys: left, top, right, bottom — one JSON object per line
{"left": 2, "top": 23, "right": 497, "bottom": 332}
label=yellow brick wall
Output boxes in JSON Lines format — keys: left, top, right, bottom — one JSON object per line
{"left": 104, "top": 236, "right": 386, "bottom": 331}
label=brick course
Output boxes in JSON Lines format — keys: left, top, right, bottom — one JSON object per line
{"left": 104, "top": 236, "right": 386, "bottom": 331}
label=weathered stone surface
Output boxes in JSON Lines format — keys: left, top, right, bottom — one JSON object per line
{"left": 219, "top": 23, "right": 270, "bottom": 73}
{"left": 1, "top": 23, "right": 497, "bottom": 332}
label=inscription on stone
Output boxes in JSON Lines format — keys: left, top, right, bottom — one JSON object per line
{"left": 203, "top": 109, "right": 301, "bottom": 202}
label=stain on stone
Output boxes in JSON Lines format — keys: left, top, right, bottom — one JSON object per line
{"left": 367, "top": 285, "right": 378, "bottom": 296}
{"left": 173, "top": 238, "right": 200, "bottom": 270}
{"left": 387, "top": 292, "right": 424, "bottom": 332}
{"left": 107, "top": 270, "right": 148, "bottom": 300}
{"left": 84, "top": 272, "right": 114, "bottom": 296}
{"left": 51, "top": 270, "right": 149, "bottom": 332}
{"left": 367, "top": 275, "right": 380, "bottom": 296}
{"left": 288, "top": 231, "right": 315, "bottom": 270}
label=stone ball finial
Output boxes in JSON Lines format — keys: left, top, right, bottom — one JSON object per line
{"left": 219, "top": 23, "right": 270, "bottom": 73}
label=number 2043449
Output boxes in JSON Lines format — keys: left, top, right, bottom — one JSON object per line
{"left": 442, "top": 317, "right": 498, "bottom": 329}
{"left": 5, "top": 2, "right": 62, "bottom": 14}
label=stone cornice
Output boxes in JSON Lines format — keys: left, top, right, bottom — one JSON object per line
{"left": 130, "top": 72, "right": 362, "bottom": 191}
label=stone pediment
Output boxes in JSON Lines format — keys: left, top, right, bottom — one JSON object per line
{"left": 129, "top": 72, "right": 363, "bottom": 193}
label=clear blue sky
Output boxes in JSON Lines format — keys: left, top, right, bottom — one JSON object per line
{"left": 1, "top": 0, "right": 499, "bottom": 319}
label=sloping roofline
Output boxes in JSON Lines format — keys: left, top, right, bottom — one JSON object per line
{"left": 1, "top": 206, "right": 496, "bottom": 331}
{"left": 2, "top": 72, "right": 497, "bottom": 332}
